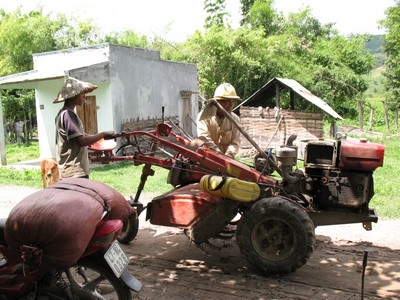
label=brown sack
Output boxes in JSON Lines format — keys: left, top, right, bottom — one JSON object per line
{"left": 5, "top": 178, "right": 131, "bottom": 268}
{"left": 48, "top": 178, "right": 133, "bottom": 220}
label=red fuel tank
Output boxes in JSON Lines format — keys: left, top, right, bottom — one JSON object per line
{"left": 339, "top": 139, "right": 384, "bottom": 172}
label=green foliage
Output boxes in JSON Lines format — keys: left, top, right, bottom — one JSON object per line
{"left": 0, "top": 8, "right": 103, "bottom": 75}
{"left": 239, "top": 0, "right": 255, "bottom": 25}
{"left": 0, "top": 8, "right": 58, "bottom": 74}
{"left": 2, "top": 90, "right": 35, "bottom": 128}
{"left": 165, "top": 7, "right": 374, "bottom": 121}
{"left": 0, "top": 4, "right": 382, "bottom": 125}
{"left": 0, "top": 8, "right": 105, "bottom": 143}
{"left": 365, "top": 34, "right": 386, "bottom": 67}
{"left": 365, "top": 66, "right": 386, "bottom": 98}
{"left": 380, "top": 2, "right": 400, "bottom": 110}
{"left": 177, "top": 26, "right": 283, "bottom": 99}
{"left": 51, "top": 14, "right": 101, "bottom": 49}
{"left": 247, "top": 0, "right": 277, "bottom": 34}
{"left": 204, "top": 0, "right": 228, "bottom": 29}
{"left": 279, "top": 8, "right": 335, "bottom": 43}
{"left": 102, "top": 30, "right": 149, "bottom": 48}
{"left": 365, "top": 35, "right": 385, "bottom": 55}
{"left": 307, "top": 35, "right": 373, "bottom": 117}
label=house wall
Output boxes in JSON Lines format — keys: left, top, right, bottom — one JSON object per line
{"left": 33, "top": 45, "right": 115, "bottom": 158}
{"left": 34, "top": 44, "right": 198, "bottom": 159}
{"left": 108, "top": 45, "right": 198, "bottom": 134}
{"left": 35, "top": 79, "right": 114, "bottom": 159}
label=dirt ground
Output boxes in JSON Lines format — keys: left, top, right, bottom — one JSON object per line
{"left": 1, "top": 185, "right": 399, "bottom": 300}
{"left": 125, "top": 213, "right": 400, "bottom": 300}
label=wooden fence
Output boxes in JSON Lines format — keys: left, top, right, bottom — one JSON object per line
{"left": 239, "top": 106, "right": 323, "bottom": 156}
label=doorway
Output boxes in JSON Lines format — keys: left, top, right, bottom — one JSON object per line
{"left": 76, "top": 96, "right": 98, "bottom": 134}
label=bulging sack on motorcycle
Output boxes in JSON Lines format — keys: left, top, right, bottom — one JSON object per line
{"left": 47, "top": 178, "right": 134, "bottom": 220}
{"left": 4, "top": 178, "right": 131, "bottom": 268}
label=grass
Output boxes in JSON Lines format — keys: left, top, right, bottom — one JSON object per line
{"left": 4, "top": 142, "right": 40, "bottom": 164}
{"left": 0, "top": 142, "right": 172, "bottom": 195}
{"left": 1, "top": 137, "right": 399, "bottom": 219}
{"left": 88, "top": 162, "right": 171, "bottom": 196}
{"left": 368, "top": 136, "right": 400, "bottom": 219}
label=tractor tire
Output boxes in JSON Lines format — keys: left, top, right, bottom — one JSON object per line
{"left": 118, "top": 210, "right": 139, "bottom": 244}
{"left": 236, "top": 197, "right": 315, "bottom": 276}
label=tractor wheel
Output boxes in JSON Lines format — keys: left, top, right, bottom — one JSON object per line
{"left": 236, "top": 197, "right": 315, "bottom": 275}
{"left": 118, "top": 210, "right": 139, "bottom": 244}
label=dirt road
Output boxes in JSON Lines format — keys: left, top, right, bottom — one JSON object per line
{"left": 124, "top": 216, "right": 400, "bottom": 300}
{"left": 1, "top": 185, "right": 399, "bottom": 299}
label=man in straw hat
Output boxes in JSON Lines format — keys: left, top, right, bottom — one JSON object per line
{"left": 197, "top": 82, "right": 241, "bottom": 158}
{"left": 54, "top": 77, "right": 114, "bottom": 179}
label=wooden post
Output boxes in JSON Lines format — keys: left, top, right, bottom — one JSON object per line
{"left": 368, "top": 108, "right": 375, "bottom": 131}
{"left": 383, "top": 101, "right": 390, "bottom": 134}
{"left": 179, "top": 90, "right": 193, "bottom": 136}
{"left": 358, "top": 100, "right": 364, "bottom": 130}
{"left": 275, "top": 83, "right": 280, "bottom": 109}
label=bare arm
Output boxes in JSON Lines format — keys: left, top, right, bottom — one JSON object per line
{"left": 74, "top": 131, "right": 115, "bottom": 147}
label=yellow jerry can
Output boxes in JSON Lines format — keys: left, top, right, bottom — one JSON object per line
{"left": 200, "top": 175, "right": 260, "bottom": 202}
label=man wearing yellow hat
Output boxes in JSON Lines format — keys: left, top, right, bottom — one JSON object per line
{"left": 54, "top": 77, "right": 114, "bottom": 179}
{"left": 197, "top": 83, "right": 241, "bottom": 158}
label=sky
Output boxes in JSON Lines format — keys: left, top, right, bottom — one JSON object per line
{"left": 0, "top": 0, "right": 395, "bottom": 42}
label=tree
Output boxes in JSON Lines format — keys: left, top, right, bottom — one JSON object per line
{"left": 174, "top": 26, "right": 280, "bottom": 100}
{"left": 204, "top": 0, "right": 229, "bottom": 29}
{"left": 241, "top": 0, "right": 278, "bottom": 35}
{"left": 0, "top": 9, "right": 57, "bottom": 74}
{"left": 381, "top": 0, "right": 400, "bottom": 132}
{"left": 0, "top": 8, "right": 104, "bottom": 143}
{"left": 269, "top": 9, "right": 373, "bottom": 119}
{"left": 102, "top": 30, "right": 149, "bottom": 48}
{"left": 159, "top": 4, "right": 374, "bottom": 123}
{"left": 309, "top": 35, "right": 373, "bottom": 116}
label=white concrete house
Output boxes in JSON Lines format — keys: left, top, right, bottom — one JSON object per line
{"left": 0, "top": 44, "right": 198, "bottom": 161}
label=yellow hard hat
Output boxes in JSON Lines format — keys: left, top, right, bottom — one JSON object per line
{"left": 212, "top": 83, "right": 240, "bottom": 100}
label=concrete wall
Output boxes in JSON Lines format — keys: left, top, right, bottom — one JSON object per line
{"left": 33, "top": 44, "right": 198, "bottom": 158}
{"left": 35, "top": 79, "right": 115, "bottom": 159}
{"left": 108, "top": 45, "right": 198, "bottom": 135}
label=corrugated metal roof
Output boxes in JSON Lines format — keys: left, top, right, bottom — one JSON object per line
{"left": 234, "top": 77, "right": 343, "bottom": 120}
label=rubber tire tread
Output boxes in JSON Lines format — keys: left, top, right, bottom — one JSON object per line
{"left": 72, "top": 254, "right": 132, "bottom": 299}
{"left": 236, "top": 197, "right": 315, "bottom": 275}
{"left": 118, "top": 211, "right": 139, "bottom": 244}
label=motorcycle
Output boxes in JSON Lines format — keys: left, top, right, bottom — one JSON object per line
{"left": 0, "top": 179, "right": 142, "bottom": 300}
